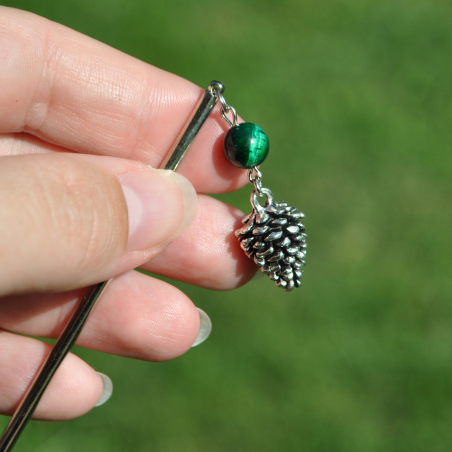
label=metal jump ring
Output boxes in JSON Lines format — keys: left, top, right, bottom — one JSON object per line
{"left": 220, "top": 105, "right": 238, "bottom": 128}
{"left": 251, "top": 188, "right": 274, "bottom": 214}
{"left": 212, "top": 90, "right": 238, "bottom": 128}
{"left": 215, "top": 91, "right": 229, "bottom": 112}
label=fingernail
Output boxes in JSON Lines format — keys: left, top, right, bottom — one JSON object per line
{"left": 95, "top": 372, "right": 113, "bottom": 407}
{"left": 117, "top": 170, "right": 197, "bottom": 251}
{"left": 192, "top": 308, "right": 212, "bottom": 347}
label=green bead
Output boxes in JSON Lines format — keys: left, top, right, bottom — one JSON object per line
{"left": 223, "top": 123, "right": 269, "bottom": 169}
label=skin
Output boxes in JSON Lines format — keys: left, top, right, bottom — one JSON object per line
{"left": 0, "top": 7, "right": 256, "bottom": 421}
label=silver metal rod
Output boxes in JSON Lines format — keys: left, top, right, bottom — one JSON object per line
{"left": 0, "top": 281, "right": 109, "bottom": 452}
{"left": 0, "top": 81, "right": 223, "bottom": 452}
{"left": 162, "top": 87, "right": 217, "bottom": 171}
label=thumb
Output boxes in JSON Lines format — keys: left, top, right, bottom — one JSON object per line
{"left": 0, "top": 153, "right": 197, "bottom": 296}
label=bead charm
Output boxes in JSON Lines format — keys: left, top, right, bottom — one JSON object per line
{"left": 235, "top": 190, "right": 306, "bottom": 291}
{"left": 209, "top": 81, "right": 307, "bottom": 291}
{"left": 223, "top": 123, "right": 269, "bottom": 168}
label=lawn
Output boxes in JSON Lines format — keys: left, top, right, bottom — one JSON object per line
{"left": 1, "top": 0, "right": 452, "bottom": 450}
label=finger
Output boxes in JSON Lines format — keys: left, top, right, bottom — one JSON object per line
{"left": 142, "top": 194, "right": 258, "bottom": 289}
{"left": 0, "top": 270, "right": 202, "bottom": 362}
{"left": 0, "top": 7, "right": 249, "bottom": 193}
{"left": 0, "top": 153, "right": 197, "bottom": 296}
{"left": 0, "top": 330, "right": 104, "bottom": 420}
{"left": 0, "top": 135, "right": 258, "bottom": 289}
{"left": 0, "top": 132, "right": 60, "bottom": 155}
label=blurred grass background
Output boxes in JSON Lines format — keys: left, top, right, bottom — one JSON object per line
{"left": 1, "top": 0, "right": 452, "bottom": 450}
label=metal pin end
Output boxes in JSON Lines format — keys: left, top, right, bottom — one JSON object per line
{"left": 210, "top": 80, "right": 225, "bottom": 94}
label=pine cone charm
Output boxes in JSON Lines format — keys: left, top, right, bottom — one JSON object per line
{"left": 236, "top": 188, "right": 306, "bottom": 291}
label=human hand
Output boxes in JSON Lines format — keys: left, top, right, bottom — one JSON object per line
{"left": 0, "top": 7, "right": 255, "bottom": 421}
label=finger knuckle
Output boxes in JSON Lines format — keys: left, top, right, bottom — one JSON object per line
{"left": 34, "top": 155, "right": 127, "bottom": 273}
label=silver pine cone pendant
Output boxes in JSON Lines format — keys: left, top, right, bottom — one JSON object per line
{"left": 209, "top": 80, "right": 307, "bottom": 291}
{"left": 236, "top": 186, "right": 306, "bottom": 291}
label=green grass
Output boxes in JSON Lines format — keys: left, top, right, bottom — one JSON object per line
{"left": 2, "top": 0, "right": 452, "bottom": 450}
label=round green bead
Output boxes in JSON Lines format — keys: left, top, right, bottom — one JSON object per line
{"left": 223, "top": 123, "right": 269, "bottom": 169}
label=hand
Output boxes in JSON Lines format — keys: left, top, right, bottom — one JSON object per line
{"left": 0, "top": 7, "right": 255, "bottom": 421}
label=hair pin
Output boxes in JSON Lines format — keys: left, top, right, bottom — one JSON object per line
{"left": 0, "top": 80, "right": 306, "bottom": 452}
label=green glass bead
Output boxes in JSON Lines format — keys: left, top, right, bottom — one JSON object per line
{"left": 223, "top": 123, "right": 269, "bottom": 169}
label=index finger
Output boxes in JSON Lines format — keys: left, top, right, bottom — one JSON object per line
{"left": 0, "top": 7, "right": 248, "bottom": 193}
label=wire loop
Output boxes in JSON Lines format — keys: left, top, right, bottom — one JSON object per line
{"left": 211, "top": 87, "right": 238, "bottom": 128}
{"left": 249, "top": 166, "right": 264, "bottom": 196}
